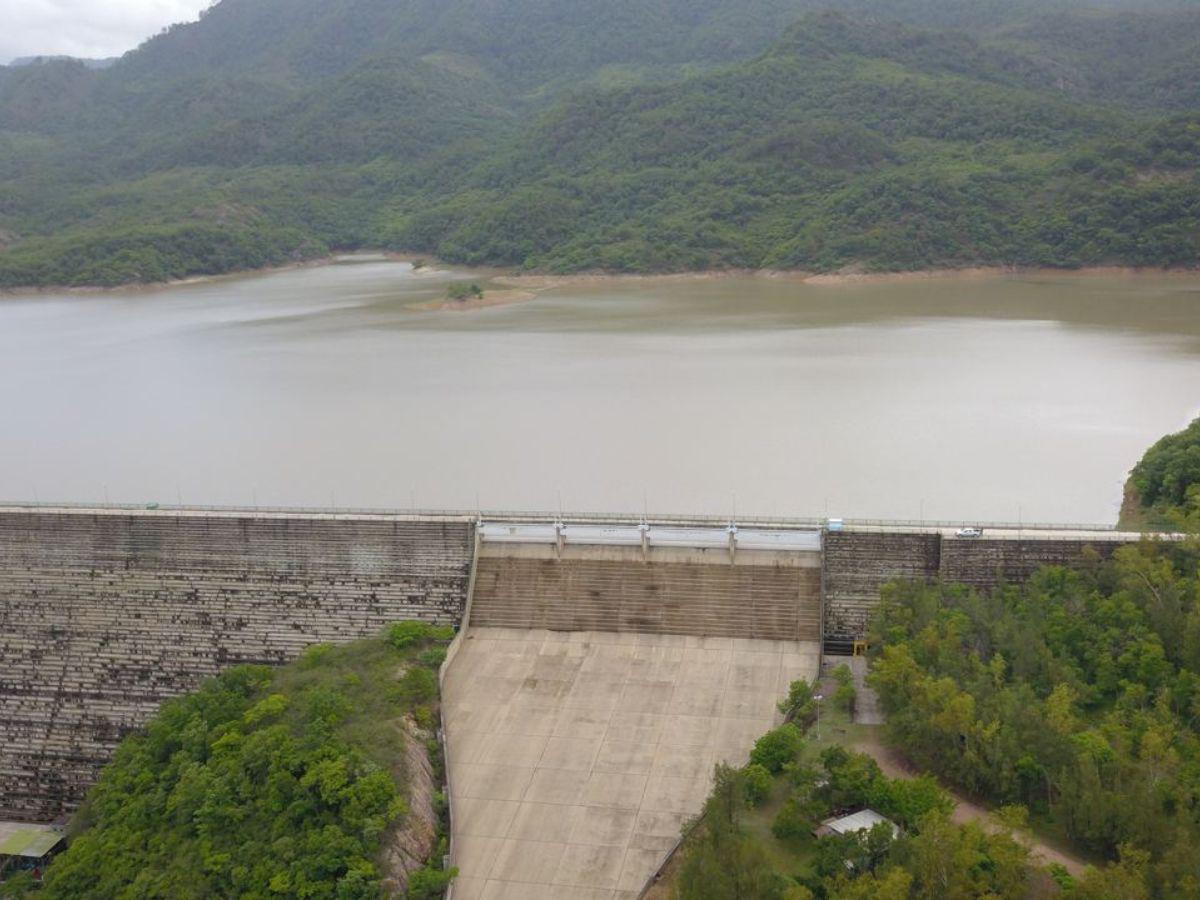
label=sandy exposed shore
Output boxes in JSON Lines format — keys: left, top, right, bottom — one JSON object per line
{"left": 499, "top": 264, "right": 1200, "bottom": 290}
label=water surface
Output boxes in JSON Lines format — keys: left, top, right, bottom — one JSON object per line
{"left": 2, "top": 258, "right": 1198, "bottom": 523}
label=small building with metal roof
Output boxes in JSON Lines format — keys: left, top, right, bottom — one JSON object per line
{"left": 0, "top": 822, "right": 65, "bottom": 882}
{"left": 813, "top": 808, "right": 898, "bottom": 839}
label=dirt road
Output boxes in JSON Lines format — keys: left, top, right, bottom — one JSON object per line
{"left": 850, "top": 733, "right": 1087, "bottom": 877}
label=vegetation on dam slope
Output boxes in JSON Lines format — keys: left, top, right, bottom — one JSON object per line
{"left": 5, "top": 622, "right": 458, "bottom": 899}
{"left": 1, "top": 0, "right": 1199, "bottom": 286}
{"left": 868, "top": 541, "right": 1200, "bottom": 897}
{"left": 665, "top": 730, "right": 1038, "bottom": 900}
{"left": 664, "top": 536, "right": 1200, "bottom": 898}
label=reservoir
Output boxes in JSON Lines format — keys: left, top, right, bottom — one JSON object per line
{"left": 2, "top": 257, "right": 1198, "bottom": 523}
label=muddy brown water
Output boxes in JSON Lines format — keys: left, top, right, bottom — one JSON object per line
{"left": 2, "top": 257, "right": 1198, "bottom": 522}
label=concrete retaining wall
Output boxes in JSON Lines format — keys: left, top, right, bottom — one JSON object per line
{"left": 0, "top": 510, "right": 474, "bottom": 822}
{"left": 824, "top": 531, "right": 1132, "bottom": 639}
{"left": 823, "top": 532, "right": 940, "bottom": 637}
{"left": 937, "top": 538, "right": 1121, "bottom": 591}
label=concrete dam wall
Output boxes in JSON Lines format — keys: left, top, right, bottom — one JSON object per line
{"left": 0, "top": 509, "right": 474, "bottom": 822}
{"left": 0, "top": 506, "right": 1141, "bottom": 824}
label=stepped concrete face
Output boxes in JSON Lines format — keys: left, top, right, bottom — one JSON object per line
{"left": 823, "top": 532, "right": 940, "bottom": 637}
{"left": 471, "top": 543, "right": 823, "bottom": 641}
{"left": 937, "top": 538, "right": 1119, "bottom": 590}
{"left": 0, "top": 509, "right": 473, "bottom": 822}
{"left": 442, "top": 627, "right": 819, "bottom": 899}
{"left": 823, "top": 530, "right": 1133, "bottom": 639}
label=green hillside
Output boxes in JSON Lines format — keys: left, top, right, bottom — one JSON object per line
{"left": 1120, "top": 416, "right": 1200, "bottom": 530}
{"left": 386, "top": 14, "right": 1200, "bottom": 272}
{"left": 0, "top": 0, "right": 1198, "bottom": 286}
{"left": 15, "top": 623, "right": 457, "bottom": 899}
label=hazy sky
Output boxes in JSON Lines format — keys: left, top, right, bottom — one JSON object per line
{"left": 0, "top": 0, "right": 212, "bottom": 64}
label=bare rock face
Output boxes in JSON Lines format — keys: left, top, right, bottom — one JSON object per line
{"left": 1117, "top": 480, "right": 1149, "bottom": 531}
{"left": 379, "top": 718, "right": 440, "bottom": 897}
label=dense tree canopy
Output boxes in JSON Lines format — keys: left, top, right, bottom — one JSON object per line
{"left": 670, "top": 723, "right": 1036, "bottom": 898}
{"left": 869, "top": 542, "right": 1200, "bottom": 897}
{"left": 1123, "top": 416, "right": 1200, "bottom": 528}
{"left": 27, "top": 623, "right": 456, "bottom": 899}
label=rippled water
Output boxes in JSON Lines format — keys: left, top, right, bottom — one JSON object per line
{"left": 2, "top": 257, "right": 1198, "bottom": 523}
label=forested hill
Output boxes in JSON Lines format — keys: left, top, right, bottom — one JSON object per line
{"left": 1, "top": 0, "right": 1198, "bottom": 287}
{"left": 388, "top": 14, "right": 1199, "bottom": 272}
{"left": 1120, "top": 416, "right": 1200, "bottom": 530}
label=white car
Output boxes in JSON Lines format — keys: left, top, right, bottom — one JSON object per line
{"left": 955, "top": 527, "right": 984, "bottom": 538}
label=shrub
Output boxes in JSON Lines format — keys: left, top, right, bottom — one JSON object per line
{"left": 743, "top": 764, "right": 773, "bottom": 805}
{"left": 389, "top": 620, "right": 434, "bottom": 649}
{"left": 750, "top": 724, "right": 804, "bottom": 774}
{"left": 875, "top": 773, "right": 952, "bottom": 828}
{"left": 446, "top": 281, "right": 483, "bottom": 301}
{"left": 300, "top": 643, "right": 334, "bottom": 667}
{"left": 777, "top": 679, "right": 816, "bottom": 722}
{"left": 834, "top": 681, "right": 856, "bottom": 714}
{"left": 389, "top": 621, "right": 454, "bottom": 651}
{"left": 419, "top": 646, "right": 448, "bottom": 669}
{"left": 413, "top": 705, "right": 437, "bottom": 731}
{"left": 773, "top": 794, "right": 816, "bottom": 840}
{"left": 395, "top": 667, "right": 438, "bottom": 705}
{"left": 407, "top": 864, "right": 459, "bottom": 899}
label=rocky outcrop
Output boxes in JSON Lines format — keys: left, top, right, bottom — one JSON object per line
{"left": 379, "top": 719, "right": 441, "bottom": 897}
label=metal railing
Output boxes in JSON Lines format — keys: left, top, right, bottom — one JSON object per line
{"left": 0, "top": 499, "right": 1129, "bottom": 534}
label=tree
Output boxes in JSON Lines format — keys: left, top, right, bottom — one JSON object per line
{"left": 750, "top": 724, "right": 805, "bottom": 774}
{"left": 777, "top": 679, "right": 816, "bottom": 722}
{"left": 744, "top": 764, "right": 773, "bottom": 806}
{"left": 1066, "top": 845, "right": 1151, "bottom": 900}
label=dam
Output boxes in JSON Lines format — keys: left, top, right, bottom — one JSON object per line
{"left": 0, "top": 504, "right": 1141, "bottom": 893}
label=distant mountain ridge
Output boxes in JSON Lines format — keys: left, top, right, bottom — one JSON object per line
{"left": 7, "top": 55, "right": 116, "bottom": 69}
{"left": 0, "top": 0, "right": 1197, "bottom": 286}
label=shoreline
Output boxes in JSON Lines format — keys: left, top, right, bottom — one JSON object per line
{"left": 3, "top": 256, "right": 1197, "bottom": 297}
{"left": 0, "top": 251, "right": 437, "bottom": 298}
{"left": 498, "top": 264, "right": 1200, "bottom": 290}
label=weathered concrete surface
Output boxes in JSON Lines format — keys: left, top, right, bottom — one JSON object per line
{"left": 0, "top": 508, "right": 474, "bottom": 821}
{"left": 442, "top": 627, "right": 819, "bottom": 899}
{"left": 823, "top": 530, "right": 1136, "bottom": 638}
{"left": 847, "top": 656, "right": 883, "bottom": 726}
{"left": 471, "top": 543, "right": 822, "bottom": 642}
